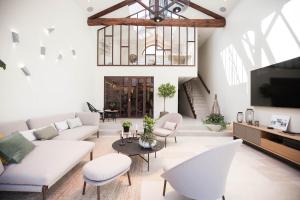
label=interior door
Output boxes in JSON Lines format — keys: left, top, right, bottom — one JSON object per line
{"left": 104, "top": 76, "right": 153, "bottom": 118}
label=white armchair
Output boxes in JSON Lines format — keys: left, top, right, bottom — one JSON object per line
{"left": 153, "top": 113, "right": 183, "bottom": 147}
{"left": 161, "top": 139, "right": 242, "bottom": 200}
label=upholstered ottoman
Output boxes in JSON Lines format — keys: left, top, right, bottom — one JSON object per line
{"left": 82, "top": 153, "right": 132, "bottom": 200}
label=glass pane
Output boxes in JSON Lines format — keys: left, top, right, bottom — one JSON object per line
{"left": 105, "top": 37, "right": 113, "bottom": 65}
{"left": 106, "top": 26, "right": 112, "bottom": 35}
{"left": 129, "top": 25, "right": 137, "bottom": 65}
{"left": 180, "top": 27, "right": 187, "bottom": 65}
{"left": 121, "top": 48, "right": 129, "bottom": 65}
{"left": 113, "top": 25, "right": 120, "bottom": 65}
{"left": 164, "top": 50, "right": 171, "bottom": 65}
{"left": 172, "top": 26, "right": 179, "bottom": 65}
{"left": 137, "top": 26, "right": 145, "bottom": 65}
{"left": 188, "top": 42, "right": 195, "bottom": 65}
{"left": 121, "top": 25, "right": 128, "bottom": 46}
{"left": 146, "top": 55, "right": 155, "bottom": 65}
{"left": 188, "top": 27, "right": 195, "bottom": 41}
{"left": 98, "top": 29, "right": 104, "bottom": 65}
{"left": 164, "top": 27, "right": 171, "bottom": 65}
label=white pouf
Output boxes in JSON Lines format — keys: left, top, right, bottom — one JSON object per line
{"left": 82, "top": 153, "right": 132, "bottom": 199}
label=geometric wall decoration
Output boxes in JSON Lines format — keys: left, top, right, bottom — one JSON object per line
{"left": 20, "top": 66, "right": 31, "bottom": 76}
{"left": 11, "top": 31, "right": 19, "bottom": 44}
{"left": 40, "top": 46, "right": 46, "bottom": 58}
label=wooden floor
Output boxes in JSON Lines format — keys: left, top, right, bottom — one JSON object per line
{"left": 0, "top": 135, "right": 300, "bottom": 200}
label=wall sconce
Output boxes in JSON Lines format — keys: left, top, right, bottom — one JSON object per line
{"left": 40, "top": 46, "right": 46, "bottom": 58}
{"left": 11, "top": 31, "right": 19, "bottom": 44}
{"left": 44, "top": 26, "right": 55, "bottom": 35}
{"left": 71, "top": 49, "right": 76, "bottom": 57}
{"left": 57, "top": 53, "right": 63, "bottom": 61}
{"left": 20, "top": 66, "right": 31, "bottom": 76}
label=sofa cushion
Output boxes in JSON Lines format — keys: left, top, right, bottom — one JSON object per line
{"left": 0, "top": 140, "right": 95, "bottom": 187}
{"left": 53, "top": 126, "right": 98, "bottom": 141}
{"left": 0, "top": 132, "right": 35, "bottom": 164}
{"left": 27, "top": 113, "right": 75, "bottom": 129}
{"left": 54, "top": 120, "right": 69, "bottom": 132}
{"left": 0, "top": 120, "right": 28, "bottom": 136}
{"left": 83, "top": 153, "right": 131, "bottom": 182}
{"left": 19, "top": 130, "right": 36, "bottom": 141}
{"left": 67, "top": 118, "right": 82, "bottom": 129}
{"left": 0, "top": 159, "right": 4, "bottom": 175}
{"left": 163, "top": 121, "right": 177, "bottom": 130}
{"left": 34, "top": 126, "right": 59, "bottom": 140}
{"left": 153, "top": 127, "right": 173, "bottom": 137}
{"left": 76, "top": 112, "right": 99, "bottom": 126}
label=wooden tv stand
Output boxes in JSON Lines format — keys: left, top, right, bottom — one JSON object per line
{"left": 233, "top": 122, "right": 300, "bottom": 167}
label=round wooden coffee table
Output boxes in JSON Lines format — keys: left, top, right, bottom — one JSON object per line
{"left": 112, "top": 138, "right": 164, "bottom": 171}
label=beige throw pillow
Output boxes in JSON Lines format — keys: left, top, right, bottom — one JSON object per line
{"left": 34, "top": 126, "right": 58, "bottom": 140}
{"left": 163, "top": 121, "right": 177, "bottom": 130}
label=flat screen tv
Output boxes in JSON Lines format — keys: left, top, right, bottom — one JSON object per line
{"left": 251, "top": 57, "right": 300, "bottom": 108}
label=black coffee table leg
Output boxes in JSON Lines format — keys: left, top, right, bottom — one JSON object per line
{"left": 147, "top": 153, "right": 149, "bottom": 171}
{"left": 155, "top": 151, "right": 156, "bottom": 158}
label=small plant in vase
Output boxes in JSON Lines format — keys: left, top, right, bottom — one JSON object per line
{"left": 203, "top": 113, "right": 227, "bottom": 132}
{"left": 139, "top": 115, "right": 156, "bottom": 148}
{"left": 122, "top": 121, "right": 132, "bottom": 132}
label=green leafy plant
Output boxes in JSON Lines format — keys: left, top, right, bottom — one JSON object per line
{"left": 204, "top": 113, "right": 227, "bottom": 129}
{"left": 122, "top": 121, "right": 132, "bottom": 128}
{"left": 0, "top": 59, "right": 6, "bottom": 70}
{"left": 141, "top": 115, "right": 156, "bottom": 144}
{"left": 158, "top": 83, "right": 176, "bottom": 112}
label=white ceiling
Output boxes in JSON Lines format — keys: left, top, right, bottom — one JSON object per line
{"left": 75, "top": 0, "right": 240, "bottom": 46}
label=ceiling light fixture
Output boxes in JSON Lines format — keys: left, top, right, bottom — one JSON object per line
{"left": 149, "top": 0, "right": 190, "bottom": 22}
{"left": 173, "top": 6, "right": 182, "bottom": 13}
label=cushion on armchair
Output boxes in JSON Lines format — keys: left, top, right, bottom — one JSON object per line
{"left": 163, "top": 121, "right": 177, "bottom": 130}
{"left": 153, "top": 128, "right": 173, "bottom": 137}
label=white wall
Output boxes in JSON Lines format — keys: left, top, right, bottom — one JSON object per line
{"left": 198, "top": 0, "right": 300, "bottom": 132}
{"left": 0, "top": 0, "right": 95, "bottom": 122}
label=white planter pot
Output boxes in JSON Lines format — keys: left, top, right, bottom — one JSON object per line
{"left": 205, "top": 124, "right": 222, "bottom": 132}
{"left": 139, "top": 138, "right": 157, "bottom": 148}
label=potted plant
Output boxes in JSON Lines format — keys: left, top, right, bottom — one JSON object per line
{"left": 139, "top": 115, "right": 156, "bottom": 148}
{"left": 122, "top": 120, "right": 132, "bottom": 132}
{"left": 158, "top": 83, "right": 176, "bottom": 117}
{"left": 0, "top": 59, "right": 6, "bottom": 70}
{"left": 203, "top": 113, "right": 227, "bottom": 132}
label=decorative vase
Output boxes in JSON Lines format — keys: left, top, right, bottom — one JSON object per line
{"left": 245, "top": 108, "right": 254, "bottom": 125}
{"left": 237, "top": 112, "right": 244, "bottom": 123}
{"left": 205, "top": 124, "right": 222, "bottom": 132}
{"left": 123, "top": 126, "right": 130, "bottom": 132}
{"left": 139, "top": 138, "right": 157, "bottom": 148}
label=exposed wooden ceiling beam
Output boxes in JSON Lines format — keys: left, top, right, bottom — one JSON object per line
{"left": 88, "top": 0, "right": 136, "bottom": 20}
{"left": 88, "top": 18, "right": 225, "bottom": 27}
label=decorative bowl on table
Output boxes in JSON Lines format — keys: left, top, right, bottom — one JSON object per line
{"left": 138, "top": 139, "right": 157, "bottom": 149}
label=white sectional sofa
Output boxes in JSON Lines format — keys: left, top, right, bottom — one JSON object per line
{"left": 0, "top": 112, "right": 100, "bottom": 199}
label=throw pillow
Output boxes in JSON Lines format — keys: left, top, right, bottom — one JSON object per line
{"left": 54, "top": 120, "right": 69, "bottom": 132}
{"left": 0, "top": 132, "right": 35, "bottom": 164}
{"left": 0, "top": 159, "right": 4, "bottom": 175}
{"left": 0, "top": 133, "right": 8, "bottom": 165}
{"left": 34, "top": 126, "right": 59, "bottom": 140}
{"left": 163, "top": 121, "right": 177, "bottom": 130}
{"left": 67, "top": 117, "right": 83, "bottom": 129}
{"left": 19, "top": 130, "right": 36, "bottom": 141}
